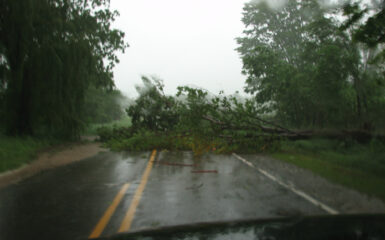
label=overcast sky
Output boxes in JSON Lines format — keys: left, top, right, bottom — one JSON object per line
{"left": 110, "top": 0, "right": 249, "bottom": 97}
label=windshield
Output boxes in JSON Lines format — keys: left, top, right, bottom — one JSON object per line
{"left": 0, "top": 0, "right": 384, "bottom": 239}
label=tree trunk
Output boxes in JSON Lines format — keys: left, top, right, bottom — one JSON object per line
{"left": 202, "top": 115, "right": 384, "bottom": 143}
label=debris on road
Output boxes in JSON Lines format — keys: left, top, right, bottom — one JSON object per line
{"left": 191, "top": 170, "right": 218, "bottom": 174}
{"left": 157, "top": 161, "right": 196, "bottom": 167}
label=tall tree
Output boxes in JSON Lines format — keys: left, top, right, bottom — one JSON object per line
{"left": 341, "top": 0, "right": 385, "bottom": 129}
{"left": 236, "top": 0, "right": 359, "bottom": 128}
{"left": 0, "top": 0, "right": 127, "bottom": 138}
{"left": 342, "top": 0, "right": 385, "bottom": 62}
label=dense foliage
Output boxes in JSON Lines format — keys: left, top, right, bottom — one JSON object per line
{"left": 127, "top": 76, "right": 178, "bottom": 131}
{"left": 0, "top": 0, "right": 127, "bottom": 139}
{"left": 84, "top": 87, "right": 127, "bottom": 124}
{"left": 100, "top": 0, "right": 385, "bottom": 154}
{"left": 100, "top": 76, "right": 283, "bottom": 154}
{"left": 342, "top": 0, "right": 385, "bottom": 63}
{"left": 236, "top": 0, "right": 385, "bottom": 130}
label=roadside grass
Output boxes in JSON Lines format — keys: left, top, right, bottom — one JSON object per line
{"left": 0, "top": 135, "right": 50, "bottom": 173}
{"left": 85, "top": 116, "right": 131, "bottom": 135}
{"left": 272, "top": 138, "right": 385, "bottom": 201}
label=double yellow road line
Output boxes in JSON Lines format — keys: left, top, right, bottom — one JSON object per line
{"left": 89, "top": 149, "right": 157, "bottom": 239}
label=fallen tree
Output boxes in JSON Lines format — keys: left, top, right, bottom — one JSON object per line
{"left": 202, "top": 115, "right": 385, "bottom": 142}
{"left": 98, "top": 77, "right": 384, "bottom": 153}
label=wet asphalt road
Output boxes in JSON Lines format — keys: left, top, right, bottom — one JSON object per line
{"left": 0, "top": 150, "right": 327, "bottom": 240}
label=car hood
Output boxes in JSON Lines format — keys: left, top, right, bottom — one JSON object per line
{"left": 95, "top": 214, "right": 385, "bottom": 240}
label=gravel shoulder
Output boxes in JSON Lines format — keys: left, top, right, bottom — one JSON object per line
{"left": 238, "top": 154, "right": 385, "bottom": 214}
{"left": 0, "top": 141, "right": 106, "bottom": 189}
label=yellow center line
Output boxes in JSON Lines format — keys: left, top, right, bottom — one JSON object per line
{"left": 89, "top": 183, "right": 131, "bottom": 239}
{"left": 118, "top": 149, "right": 157, "bottom": 233}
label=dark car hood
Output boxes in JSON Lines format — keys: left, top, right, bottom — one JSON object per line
{"left": 95, "top": 214, "right": 385, "bottom": 240}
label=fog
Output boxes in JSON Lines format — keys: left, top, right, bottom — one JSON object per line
{"left": 110, "top": 0, "right": 249, "bottom": 97}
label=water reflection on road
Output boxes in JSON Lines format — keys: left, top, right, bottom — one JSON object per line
{"left": 0, "top": 151, "right": 325, "bottom": 240}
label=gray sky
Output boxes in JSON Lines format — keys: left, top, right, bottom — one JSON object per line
{"left": 110, "top": 0, "right": 249, "bottom": 97}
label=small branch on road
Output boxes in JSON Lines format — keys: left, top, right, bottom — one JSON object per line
{"left": 157, "top": 161, "right": 196, "bottom": 167}
{"left": 191, "top": 170, "right": 218, "bottom": 174}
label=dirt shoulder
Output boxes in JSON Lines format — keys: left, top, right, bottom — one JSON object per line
{"left": 0, "top": 141, "right": 106, "bottom": 189}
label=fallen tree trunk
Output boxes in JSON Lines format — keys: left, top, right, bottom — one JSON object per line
{"left": 202, "top": 115, "right": 385, "bottom": 142}
{"left": 220, "top": 130, "right": 385, "bottom": 142}
{"left": 288, "top": 129, "right": 385, "bottom": 142}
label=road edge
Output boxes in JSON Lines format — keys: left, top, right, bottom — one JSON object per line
{"left": 0, "top": 142, "right": 106, "bottom": 189}
{"left": 232, "top": 153, "right": 339, "bottom": 215}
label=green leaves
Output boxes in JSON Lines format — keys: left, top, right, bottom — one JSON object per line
{"left": 341, "top": 1, "right": 385, "bottom": 63}
{"left": 236, "top": 0, "right": 383, "bottom": 129}
{"left": 0, "top": 0, "right": 128, "bottom": 139}
{"left": 83, "top": 87, "right": 126, "bottom": 124}
{"left": 120, "top": 77, "right": 285, "bottom": 154}
{"left": 127, "top": 76, "right": 178, "bottom": 132}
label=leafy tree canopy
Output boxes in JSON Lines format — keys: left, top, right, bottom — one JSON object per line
{"left": 236, "top": 0, "right": 384, "bottom": 130}
{"left": 0, "top": 0, "right": 128, "bottom": 139}
{"left": 341, "top": 0, "right": 385, "bottom": 63}
{"left": 84, "top": 87, "right": 127, "bottom": 124}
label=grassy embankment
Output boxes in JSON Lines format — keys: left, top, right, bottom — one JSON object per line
{"left": 0, "top": 135, "right": 50, "bottom": 174}
{"left": 0, "top": 117, "right": 131, "bottom": 174}
{"left": 272, "top": 138, "right": 385, "bottom": 201}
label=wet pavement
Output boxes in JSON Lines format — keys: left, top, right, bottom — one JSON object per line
{"left": 0, "top": 150, "right": 328, "bottom": 240}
